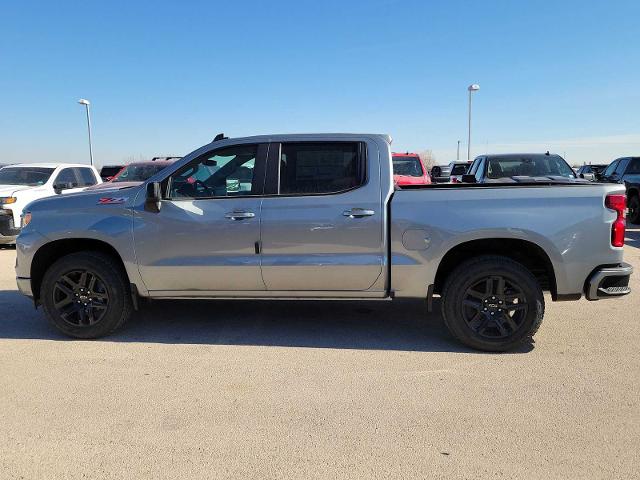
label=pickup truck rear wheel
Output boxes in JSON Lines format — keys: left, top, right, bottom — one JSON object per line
{"left": 628, "top": 195, "right": 640, "bottom": 225}
{"left": 441, "top": 255, "right": 544, "bottom": 352}
{"left": 41, "top": 251, "right": 133, "bottom": 338}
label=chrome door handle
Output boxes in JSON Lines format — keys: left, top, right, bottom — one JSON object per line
{"left": 343, "top": 208, "right": 375, "bottom": 218}
{"left": 225, "top": 211, "right": 255, "bottom": 220}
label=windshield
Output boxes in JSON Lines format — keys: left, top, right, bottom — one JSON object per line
{"left": 602, "top": 161, "right": 618, "bottom": 177}
{"left": 486, "top": 155, "right": 575, "bottom": 179}
{"left": 0, "top": 167, "right": 54, "bottom": 186}
{"left": 392, "top": 156, "right": 423, "bottom": 177}
{"left": 112, "top": 163, "right": 170, "bottom": 182}
{"left": 451, "top": 164, "right": 469, "bottom": 175}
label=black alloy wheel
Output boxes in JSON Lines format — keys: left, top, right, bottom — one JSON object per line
{"left": 461, "top": 275, "right": 528, "bottom": 339}
{"left": 52, "top": 269, "right": 110, "bottom": 327}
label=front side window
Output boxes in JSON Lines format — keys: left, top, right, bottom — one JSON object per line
{"left": 169, "top": 145, "right": 258, "bottom": 199}
{"left": 0, "top": 167, "right": 54, "bottom": 186}
{"left": 76, "top": 168, "right": 97, "bottom": 186}
{"left": 279, "top": 142, "right": 363, "bottom": 195}
{"left": 392, "top": 155, "right": 423, "bottom": 177}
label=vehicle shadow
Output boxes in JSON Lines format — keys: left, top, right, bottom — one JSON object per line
{"left": 0, "top": 290, "right": 534, "bottom": 353}
{"left": 625, "top": 227, "right": 640, "bottom": 250}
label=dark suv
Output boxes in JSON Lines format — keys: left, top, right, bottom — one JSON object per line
{"left": 598, "top": 157, "right": 640, "bottom": 224}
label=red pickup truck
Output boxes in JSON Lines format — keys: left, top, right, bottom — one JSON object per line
{"left": 392, "top": 152, "right": 431, "bottom": 186}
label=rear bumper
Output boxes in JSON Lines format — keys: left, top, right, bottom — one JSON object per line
{"left": 585, "top": 263, "right": 633, "bottom": 300}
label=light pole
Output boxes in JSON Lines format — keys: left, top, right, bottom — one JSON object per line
{"left": 467, "top": 84, "right": 480, "bottom": 160}
{"left": 78, "top": 98, "right": 94, "bottom": 166}
{"left": 456, "top": 140, "right": 461, "bottom": 161}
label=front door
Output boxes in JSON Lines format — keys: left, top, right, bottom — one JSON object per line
{"left": 133, "top": 143, "right": 267, "bottom": 293}
{"left": 259, "top": 140, "right": 385, "bottom": 292}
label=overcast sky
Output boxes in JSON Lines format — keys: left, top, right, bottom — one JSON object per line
{"left": 1, "top": 0, "right": 639, "bottom": 166}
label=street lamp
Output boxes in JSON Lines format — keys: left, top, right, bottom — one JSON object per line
{"left": 467, "top": 84, "right": 480, "bottom": 160}
{"left": 77, "top": 98, "right": 94, "bottom": 166}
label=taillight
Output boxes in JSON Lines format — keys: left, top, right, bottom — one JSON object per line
{"left": 605, "top": 194, "right": 626, "bottom": 247}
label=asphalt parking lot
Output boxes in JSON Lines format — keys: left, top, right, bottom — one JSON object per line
{"left": 1, "top": 230, "right": 639, "bottom": 479}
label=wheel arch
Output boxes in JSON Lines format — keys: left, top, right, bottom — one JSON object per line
{"left": 31, "top": 238, "right": 129, "bottom": 302}
{"left": 433, "top": 238, "right": 557, "bottom": 299}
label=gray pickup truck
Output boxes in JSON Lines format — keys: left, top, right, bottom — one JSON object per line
{"left": 15, "top": 133, "right": 633, "bottom": 351}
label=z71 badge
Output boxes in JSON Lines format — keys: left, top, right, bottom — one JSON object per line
{"left": 97, "top": 197, "right": 127, "bottom": 205}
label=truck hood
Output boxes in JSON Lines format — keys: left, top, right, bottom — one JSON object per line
{"left": 0, "top": 184, "right": 33, "bottom": 196}
{"left": 27, "top": 184, "right": 142, "bottom": 213}
{"left": 85, "top": 181, "right": 143, "bottom": 191}
{"left": 393, "top": 174, "right": 430, "bottom": 186}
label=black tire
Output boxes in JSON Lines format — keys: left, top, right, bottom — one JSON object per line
{"left": 441, "top": 255, "right": 545, "bottom": 352}
{"left": 628, "top": 194, "right": 640, "bottom": 225}
{"left": 41, "top": 251, "right": 133, "bottom": 339}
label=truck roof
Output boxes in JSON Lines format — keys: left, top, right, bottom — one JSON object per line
{"left": 209, "top": 133, "right": 393, "bottom": 145}
{"left": 3, "top": 163, "right": 95, "bottom": 169}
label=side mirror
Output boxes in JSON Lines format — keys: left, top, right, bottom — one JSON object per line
{"left": 461, "top": 174, "right": 477, "bottom": 183}
{"left": 53, "top": 182, "right": 74, "bottom": 193}
{"left": 144, "top": 182, "right": 162, "bottom": 213}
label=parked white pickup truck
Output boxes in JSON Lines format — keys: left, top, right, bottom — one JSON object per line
{"left": 15, "top": 134, "right": 633, "bottom": 351}
{"left": 0, "top": 163, "right": 101, "bottom": 244}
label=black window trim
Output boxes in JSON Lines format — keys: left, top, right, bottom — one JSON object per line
{"left": 163, "top": 143, "right": 268, "bottom": 201}
{"left": 263, "top": 141, "right": 368, "bottom": 197}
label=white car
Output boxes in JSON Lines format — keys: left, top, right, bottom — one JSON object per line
{"left": 0, "top": 163, "right": 101, "bottom": 244}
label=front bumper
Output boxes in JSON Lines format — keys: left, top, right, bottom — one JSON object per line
{"left": 0, "top": 212, "right": 20, "bottom": 243}
{"left": 16, "top": 277, "right": 33, "bottom": 297}
{"left": 585, "top": 263, "right": 633, "bottom": 300}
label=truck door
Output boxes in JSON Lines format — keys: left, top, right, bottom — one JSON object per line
{"left": 259, "top": 140, "right": 385, "bottom": 292}
{"left": 133, "top": 143, "right": 267, "bottom": 293}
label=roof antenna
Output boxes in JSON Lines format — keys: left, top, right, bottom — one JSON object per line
{"left": 213, "top": 133, "right": 228, "bottom": 142}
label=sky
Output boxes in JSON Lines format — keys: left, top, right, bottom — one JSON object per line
{"left": 1, "top": 0, "right": 639, "bottom": 167}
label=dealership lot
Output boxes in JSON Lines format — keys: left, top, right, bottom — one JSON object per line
{"left": 0, "top": 231, "right": 639, "bottom": 479}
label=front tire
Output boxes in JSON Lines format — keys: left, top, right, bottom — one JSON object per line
{"left": 41, "top": 251, "right": 133, "bottom": 338}
{"left": 441, "top": 255, "right": 545, "bottom": 352}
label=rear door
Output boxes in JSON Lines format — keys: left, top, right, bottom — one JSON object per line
{"left": 259, "top": 140, "right": 384, "bottom": 292}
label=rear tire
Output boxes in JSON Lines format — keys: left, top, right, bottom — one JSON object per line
{"left": 41, "top": 251, "right": 133, "bottom": 339}
{"left": 441, "top": 255, "right": 545, "bottom": 352}
{"left": 628, "top": 194, "right": 640, "bottom": 225}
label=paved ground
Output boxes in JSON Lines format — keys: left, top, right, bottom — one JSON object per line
{"left": 1, "top": 230, "right": 639, "bottom": 479}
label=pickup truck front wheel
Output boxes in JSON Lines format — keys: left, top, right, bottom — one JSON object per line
{"left": 41, "top": 251, "right": 133, "bottom": 339}
{"left": 441, "top": 255, "right": 545, "bottom": 352}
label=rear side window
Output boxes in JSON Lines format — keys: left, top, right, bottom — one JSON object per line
{"left": 76, "top": 168, "right": 97, "bottom": 186}
{"left": 626, "top": 158, "right": 640, "bottom": 174}
{"left": 279, "top": 142, "right": 364, "bottom": 195}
